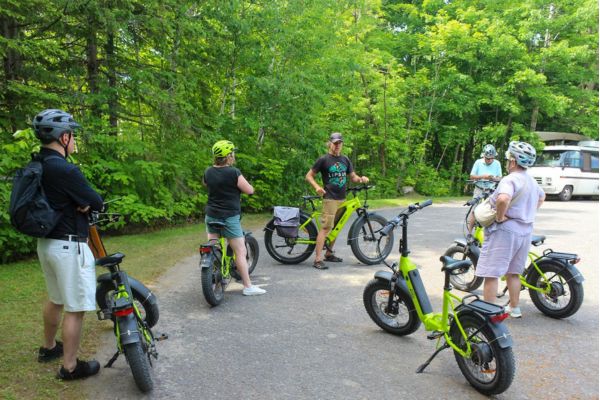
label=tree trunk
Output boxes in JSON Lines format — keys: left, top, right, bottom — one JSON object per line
{"left": 86, "top": 14, "right": 100, "bottom": 119}
{"left": 530, "top": 105, "right": 539, "bottom": 132}
{"left": 1, "top": 14, "right": 22, "bottom": 134}
{"left": 105, "top": 30, "right": 118, "bottom": 133}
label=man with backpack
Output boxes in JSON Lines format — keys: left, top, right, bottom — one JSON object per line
{"left": 30, "top": 109, "right": 104, "bottom": 380}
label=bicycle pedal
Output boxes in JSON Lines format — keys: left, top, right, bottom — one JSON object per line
{"left": 155, "top": 333, "right": 169, "bottom": 341}
{"left": 427, "top": 331, "right": 444, "bottom": 340}
{"left": 96, "top": 309, "right": 112, "bottom": 321}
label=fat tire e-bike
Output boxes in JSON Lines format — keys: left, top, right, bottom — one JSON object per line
{"left": 363, "top": 200, "right": 515, "bottom": 396}
{"left": 199, "top": 221, "right": 259, "bottom": 306}
{"left": 90, "top": 210, "right": 167, "bottom": 393}
{"left": 264, "top": 185, "right": 393, "bottom": 265}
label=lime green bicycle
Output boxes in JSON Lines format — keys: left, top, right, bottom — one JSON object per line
{"left": 199, "top": 222, "right": 259, "bottom": 306}
{"left": 363, "top": 200, "right": 515, "bottom": 395}
{"left": 264, "top": 185, "right": 393, "bottom": 265}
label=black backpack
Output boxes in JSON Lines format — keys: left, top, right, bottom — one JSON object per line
{"left": 9, "top": 154, "right": 63, "bottom": 237}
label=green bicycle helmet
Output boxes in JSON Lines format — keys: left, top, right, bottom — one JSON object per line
{"left": 212, "top": 140, "right": 236, "bottom": 158}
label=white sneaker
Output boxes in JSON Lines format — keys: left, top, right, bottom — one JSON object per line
{"left": 243, "top": 285, "right": 266, "bottom": 296}
{"left": 506, "top": 306, "right": 522, "bottom": 318}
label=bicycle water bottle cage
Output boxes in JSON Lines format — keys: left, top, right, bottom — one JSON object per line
{"left": 96, "top": 253, "right": 126, "bottom": 268}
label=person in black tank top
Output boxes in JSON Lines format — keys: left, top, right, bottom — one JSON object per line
{"left": 202, "top": 140, "right": 266, "bottom": 296}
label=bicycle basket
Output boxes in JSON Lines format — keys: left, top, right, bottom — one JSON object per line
{"left": 273, "top": 206, "right": 300, "bottom": 238}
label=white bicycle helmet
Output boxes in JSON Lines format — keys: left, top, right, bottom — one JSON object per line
{"left": 506, "top": 141, "right": 536, "bottom": 168}
{"left": 482, "top": 144, "right": 497, "bottom": 158}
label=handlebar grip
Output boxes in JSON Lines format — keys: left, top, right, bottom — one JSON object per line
{"left": 380, "top": 216, "right": 400, "bottom": 236}
{"left": 419, "top": 199, "right": 433, "bottom": 208}
{"left": 380, "top": 223, "right": 395, "bottom": 237}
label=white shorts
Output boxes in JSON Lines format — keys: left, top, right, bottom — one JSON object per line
{"left": 475, "top": 228, "right": 531, "bottom": 278}
{"left": 37, "top": 238, "right": 97, "bottom": 312}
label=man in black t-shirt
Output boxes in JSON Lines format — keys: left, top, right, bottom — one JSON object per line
{"left": 32, "top": 109, "right": 103, "bottom": 380}
{"left": 305, "top": 132, "right": 369, "bottom": 270}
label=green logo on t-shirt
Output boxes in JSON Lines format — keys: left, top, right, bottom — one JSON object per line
{"left": 328, "top": 162, "right": 347, "bottom": 188}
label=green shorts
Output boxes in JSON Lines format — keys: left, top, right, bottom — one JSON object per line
{"left": 205, "top": 214, "right": 244, "bottom": 238}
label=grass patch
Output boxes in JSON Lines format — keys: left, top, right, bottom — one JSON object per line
{"left": 0, "top": 215, "right": 271, "bottom": 400}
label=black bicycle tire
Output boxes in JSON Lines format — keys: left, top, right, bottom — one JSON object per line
{"left": 124, "top": 340, "right": 153, "bottom": 393}
{"left": 363, "top": 278, "right": 421, "bottom": 336}
{"left": 350, "top": 213, "right": 393, "bottom": 265}
{"left": 230, "top": 234, "right": 260, "bottom": 280}
{"left": 451, "top": 313, "right": 515, "bottom": 395}
{"left": 96, "top": 281, "right": 160, "bottom": 328}
{"left": 201, "top": 249, "right": 225, "bottom": 306}
{"left": 264, "top": 214, "right": 318, "bottom": 264}
{"left": 527, "top": 259, "right": 584, "bottom": 319}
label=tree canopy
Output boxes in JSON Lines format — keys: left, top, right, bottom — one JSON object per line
{"left": 1, "top": 0, "right": 598, "bottom": 260}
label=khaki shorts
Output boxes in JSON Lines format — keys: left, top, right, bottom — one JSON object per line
{"left": 37, "top": 238, "right": 97, "bottom": 312}
{"left": 320, "top": 199, "right": 345, "bottom": 230}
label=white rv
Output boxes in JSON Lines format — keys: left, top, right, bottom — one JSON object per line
{"left": 528, "top": 141, "right": 599, "bottom": 201}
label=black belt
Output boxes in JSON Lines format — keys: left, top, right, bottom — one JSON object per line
{"left": 48, "top": 235, "right": 88, "bottom": 243}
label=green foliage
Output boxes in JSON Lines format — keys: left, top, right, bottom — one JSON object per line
{"left": 0, "top": 0, "right": 597, "bottom": 260}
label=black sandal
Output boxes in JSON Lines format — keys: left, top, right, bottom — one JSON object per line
{"left": 313, "top": 260, "right": 328, "bottom": 270}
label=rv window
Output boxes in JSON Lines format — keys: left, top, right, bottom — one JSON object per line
{"left": 535, "top": 150, "right": 582, "bottom": 168}
{"left": 584, "top": 152, "right": 599, "bottom": 173}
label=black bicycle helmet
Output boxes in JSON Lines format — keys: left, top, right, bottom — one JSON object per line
{"left": 32, "top": 109, "right": 81, "bottom": 141}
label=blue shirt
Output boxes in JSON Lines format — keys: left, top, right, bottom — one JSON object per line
{"left": 470, "top": 158, "right": 502, "bottom": 189}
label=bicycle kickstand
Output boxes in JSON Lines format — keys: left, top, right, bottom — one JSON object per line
{"left": 496, "top": 286, "right": 509, "bottom": 299}
{"left": 416, "top": 342, "right": 450, "bottom": 373}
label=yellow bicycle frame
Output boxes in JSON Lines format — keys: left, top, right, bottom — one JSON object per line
{"left": 297, "top": 195, "right": 362, "bottom": 245}
{"left": 398, "top": 255, "right": 472, "bottom": 357}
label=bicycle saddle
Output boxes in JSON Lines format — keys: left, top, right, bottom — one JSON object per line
{"left": 439, "top": 255, "right": 472, "bottom": 273}
{"left": 207, "top": 221, "right": 227, "bottom": 229}
{"left": 531, "top": 235, "right": 546, "bottom": 246}
{"left": 96, "top": 252, "right": 126, "bottom": 268}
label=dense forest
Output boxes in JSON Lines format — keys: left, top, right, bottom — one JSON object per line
{"left": 1, "top": 0, "right": 598, "bottom": 260}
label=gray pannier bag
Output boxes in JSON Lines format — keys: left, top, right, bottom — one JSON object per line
{"left": 273, "top": 206, "right": 300, "bottom": 238}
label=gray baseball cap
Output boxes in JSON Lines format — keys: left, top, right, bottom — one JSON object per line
{"left": 329, "top": 132, "right": 343, "bottom": 143}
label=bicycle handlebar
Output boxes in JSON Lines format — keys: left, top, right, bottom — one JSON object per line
{"left": 465, "top": 179, "right": 500, "bottom": 184}
{"left": 347, "top": 184, "right": 374, "bottom": 192}
{"left": 379, "top": 199, "right": 433, "bottom": 236}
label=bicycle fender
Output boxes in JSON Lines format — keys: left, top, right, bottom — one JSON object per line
{"left": 455, "top": 308, "right": 513, "bottom": 349}
{"left": 452, "top": 238, "right": 467, "bottom": 248}
{"left": 96, "top": 275, "right": 158, "bottom": 309}
{"left": 373, "top": 270, "right": 411, "bottom": 298}
{"left": 468, "top": 242, "right": 480, "bottom": 259}
{"left": 527, "top": 259, "right": 584, "bottom": 284}
{"left": 117, "top": 314, "right": 141, "bottom": 345}
{"left": 200, "top": 253, "right": 215, "bottom": 269}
